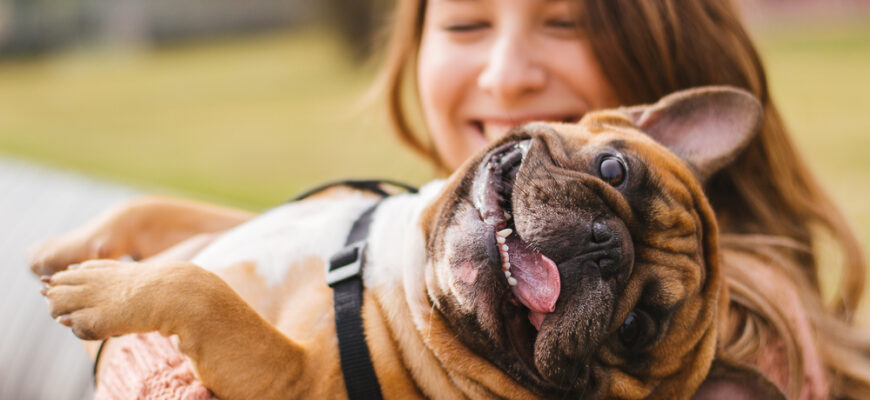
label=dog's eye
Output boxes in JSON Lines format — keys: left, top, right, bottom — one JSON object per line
{"left": 618, "top": 311, "right": 653, "bottom": 350}
{"left": 599, "top": 156, "right": 626, "bottom": 187}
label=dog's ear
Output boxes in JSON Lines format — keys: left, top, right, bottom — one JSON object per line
{"left": 626, "top": 86, "right": 763, "bottom": 181}
{"left": 692, "top": 356, "right": 786, "bottom": 400}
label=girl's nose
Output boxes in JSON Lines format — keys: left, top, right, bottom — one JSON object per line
{"left": 477, "top": 34, "right": 546, "bottom": 105}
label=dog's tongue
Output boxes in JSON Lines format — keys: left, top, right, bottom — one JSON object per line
{"left": 506, "top": 235, "right": 560, "bottom": 327}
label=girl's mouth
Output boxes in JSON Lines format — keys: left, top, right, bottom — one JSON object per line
{"left": 469, "top": 115, "right": 581, "bottom": 142}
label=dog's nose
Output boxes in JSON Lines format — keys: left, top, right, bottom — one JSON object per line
{"left": 591, "top": 219, "right": 612, "bottom": 243}
{"left": 581, "top": 217, "right": 632, "bottom": 280}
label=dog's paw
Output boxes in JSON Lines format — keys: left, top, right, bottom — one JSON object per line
{"left": 41, "top": 259, "right": 213, "bottom": 341}
{"left": 40, "top": 260, "right": 146, "bottom": 340}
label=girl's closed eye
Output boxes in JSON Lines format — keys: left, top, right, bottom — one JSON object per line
{"left": 443, "top": 21, "right": 490, "bottom": 33}
{"left": 540, "top": 1, "right": 582, "bottom": 36}
{"left": 542, "top": 18, "right": 581, "bottom": 38}
{"left": 545, "top": 19, "right": 577, "bottom": 29}
{"left": 428, "top": 0, "right": 491, "bottom": 35}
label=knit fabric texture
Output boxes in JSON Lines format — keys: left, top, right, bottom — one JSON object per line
{"left": 95, "top": 333, "right": 216, "bottom": 400}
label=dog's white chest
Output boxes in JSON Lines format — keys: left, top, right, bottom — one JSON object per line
{"left": 191, "top": 194, "right": 379, "bottom": 287}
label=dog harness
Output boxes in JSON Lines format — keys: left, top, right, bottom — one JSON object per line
{"left": 313, "top": 180, "right": 417, "bottom": 400}
{"left": 93, "top": 179, "right": 417, "bottom": 399}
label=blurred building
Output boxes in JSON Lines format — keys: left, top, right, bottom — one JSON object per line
{"left": 1, "top": 0, "right": 868, "bottom": 58}
{"left": 0, "top": 0, "right": 316, "bottom": 56}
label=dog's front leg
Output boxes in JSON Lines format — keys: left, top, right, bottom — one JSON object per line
{"left": 41, "top": 260, "right": 309, "bottom": 400}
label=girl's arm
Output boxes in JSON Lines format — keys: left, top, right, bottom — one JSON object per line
{"left": 29, "top": 195, "right": 254, "bottom": 276}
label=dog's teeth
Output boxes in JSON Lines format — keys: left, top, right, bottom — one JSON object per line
{"left": 503, "top": 262, "right": 511, "bottom": 271}
{"left": 497, "top": 228, "right": 512, "bottom": 238}
{"left": 501, "top": 244, "right": 509, "bottom": 252}
{"left": 504, "top": 211, "right": 512, "bottom": 220}
{"left": 496, "top": 236, "right": 506, "bottom": 244}
{"left": 504, "top": 270, "right": 512, "bottom": 278}
{"left": 507, "top": 277, "right": 518, "bottom": 286}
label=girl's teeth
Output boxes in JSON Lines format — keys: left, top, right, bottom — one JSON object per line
{"left": 497, "top": 228, "right": 512, "bottom": 238}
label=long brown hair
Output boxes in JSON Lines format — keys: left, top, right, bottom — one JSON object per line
{"left": 375, "top": 0, "right": 869, "bottom": 397}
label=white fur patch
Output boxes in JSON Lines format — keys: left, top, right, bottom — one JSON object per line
{"left": 192, "top": 193, "right": 379, "bottom": 287}
{"left": 191, "top": 180, "right": 445, "bottom": 293}
{"left": 364, "top": 180, "right": 445, "bottom": 292}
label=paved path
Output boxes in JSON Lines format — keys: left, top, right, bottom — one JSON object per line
{"left": 0, "top": 157, "right": 139, "bottom": 400}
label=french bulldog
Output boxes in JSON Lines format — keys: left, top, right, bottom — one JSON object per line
{"left": 35, "top": 86, "right": 784, "bottom": 399}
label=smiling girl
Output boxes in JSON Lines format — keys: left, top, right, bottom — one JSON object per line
{"left": 379, "top": 2, "right": 870, "bottom": 396}
{"left": 34, "top": 0, "right": 870, "bottom": 398}
{"left": 412, "top": 0, "right": 618, "bottom": 170}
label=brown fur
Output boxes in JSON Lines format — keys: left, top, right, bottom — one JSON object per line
{"left": 35, "top": 87, "right": 786, "bottom": 399}
{"left": 417, "top": 119, "right": 725, "bottom": 397}
{"left": 377, "top": 2, "right": 870, "bottom": 396}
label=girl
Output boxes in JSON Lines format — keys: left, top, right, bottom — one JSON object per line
{"left": 34, "top": 0, "right": 869, "bottom": 398}
{"left": 380, "top": 2, "right": 869, "bottom": 396}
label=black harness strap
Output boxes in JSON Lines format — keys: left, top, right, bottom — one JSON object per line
{"left": 327, "top": 203, "right": 383, "bottom": 400}
{"left": 322, "top": 180, "right": 417, "bottom": 400}
{"left": 290, "top": 179, "right": 418, "bottom": 202}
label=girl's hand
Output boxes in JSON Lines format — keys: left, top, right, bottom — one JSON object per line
{"left": 29, "top": 200, "right": 138, "bottom": 277}
{"left": 28, "top": 195, "right": 254, "bottom": 277}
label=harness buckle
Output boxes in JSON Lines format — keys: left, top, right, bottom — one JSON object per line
{"left": 326, "top": 240, "right": 367, "bottom": 287}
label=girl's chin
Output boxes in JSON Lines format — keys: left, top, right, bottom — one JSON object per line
{"left": 464, "top": 122, "right": 492, "bottom": 147}
{"left": 467, "top": 121, "right": 505, "bottom": 145}
{"left": 432, "top": 135, "right": 486, "bottom": 172}
{"left": 435, "top": 123, "right": 509, "bottom": 171}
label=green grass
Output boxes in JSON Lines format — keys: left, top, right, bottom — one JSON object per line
{"left": 0, "top": 24, "right": 868, "bottom": 305}
{"left": 0, "top": 29, "right": 433, "bottom": 209}
{"left": 754, "top": 24, "right": 870, "bottom": 308}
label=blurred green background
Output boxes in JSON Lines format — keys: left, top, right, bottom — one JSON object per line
{"left": 0, "top": 28, "right": 432, "bottom": 208}
{"left": 0, "top": 2, "right": 868, "bottom": 301}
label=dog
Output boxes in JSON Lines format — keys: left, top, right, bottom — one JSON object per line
{"left": 33, "top": 86, "right": 785, "bottom": 399}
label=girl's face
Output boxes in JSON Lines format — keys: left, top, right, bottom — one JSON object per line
{"left": 418, "top": 0, "right": 618, "bottom": 171}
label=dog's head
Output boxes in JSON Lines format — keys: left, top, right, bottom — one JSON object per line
{"left": 421, "top": 87, "right": 782, "bottom": 398}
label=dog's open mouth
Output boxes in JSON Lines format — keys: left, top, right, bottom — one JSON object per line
{"left": 472, "top": 139, "right": 562, "bottom": 368}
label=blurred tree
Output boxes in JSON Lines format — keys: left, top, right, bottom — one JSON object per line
{"left": 0, "top": 0, "right": 314, "bottom": 58}
{"left": 324, "top": 0, "right": 390, "bottom": 61}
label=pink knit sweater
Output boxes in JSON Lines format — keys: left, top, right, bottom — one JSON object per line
{"left": 95, "top": 333, "right": 217, "bottom": 400}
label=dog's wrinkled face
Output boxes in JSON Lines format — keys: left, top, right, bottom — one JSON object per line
{"left": 420, "top": 87, "right": 765, "bottom": 398}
